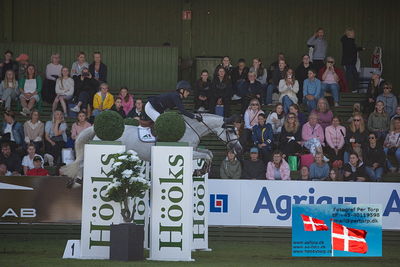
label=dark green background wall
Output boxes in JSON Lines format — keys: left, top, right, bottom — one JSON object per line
{"left": 1, "top": 0, "right": 399, "bottom": 88}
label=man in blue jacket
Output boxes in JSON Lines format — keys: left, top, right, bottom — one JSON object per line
{"left": 252, "top": 113, "right": 274, "bottom": 163}
{"left": 1, "top": 111, "right": 24, "bottom": 148}
{"left": 145, "top": 80, "right": 202, "bottom": 122}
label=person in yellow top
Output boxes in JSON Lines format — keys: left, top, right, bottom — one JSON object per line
{"left": 92, "top": 83, "right": 114, "bottom": 117}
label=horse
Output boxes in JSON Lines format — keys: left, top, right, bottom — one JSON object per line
{"left": 60, "top": 113, "right": 242, "bottom": 181}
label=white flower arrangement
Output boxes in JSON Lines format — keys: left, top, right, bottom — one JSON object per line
{"left": 105, "top": 151, "right": 151, "bottom": 223}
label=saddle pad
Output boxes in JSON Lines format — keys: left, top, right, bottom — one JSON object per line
{"left": 138, "top": 126, "right": 156, "bottom": 143}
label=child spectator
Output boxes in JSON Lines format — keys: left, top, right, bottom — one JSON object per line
{"left": 0, "top": 163, "right": 11, "bottom": 176}
{"left": 266, "top": 103, "right": 285, "bottom": 135}
{"left": 266, "top": 150, "right": 291, "bottom": 180}
{"left": 42, "top": 53, "right": 62, "bottom": 104}
{"left": 252, "top": 113, "right": 273, "bottom": 163}
{"left": 71, "top": 52, "right": 89, "bottom": 77}
{"left": 311, "top": 98, "right": 333, "bottom": 130}
{"left": 23, "top": 110, "right": 44, "bottom": 152}
{"left": 0, "top": 70, "right": 19, "bottom": 111}
{"left": 44, "top": 110, "right": 67, "bottom": 166}
{"left": 367, "top": 100, "right": 389, "bottom": 143}
{"left": 118, "top": 86, "right": 134, "bottom": 116}
{"left": 111, "top": 97, "right": 126, "bottom": 118}
{"left": 241, "top": 147, "right": 265, "bottom": 179}
{"left": 309, "top": 153, "right": 329, "bottom": 180}
{"left": 89, "top": 51, "right": 107, "bottom": 83}
{"left": 22, "top": 143, "right": 43, "bottom": 175}
{"left": 325, "top": 168, "right": 342, "bottom": 181}
{"left": 299, "top": 166, "right": 310, "bottom": 180}
{"left": 376, "top": 82, "right": 397, "bottom": 117}
{"left": 127, "top": 98, "right": 150, "bottom": 122}
{"left": 19, "top": 64, "right": 42, "bottom": 116}
{"left": 219, "top": 150, "right": 242, "bottom": 179}
{"left": 53, "top": 67, "right": 74, "bottom": 116}
{"left": 384, "top": 118, "right": 400, "bottom": 172}
{"left": 363, "top": 132, "right": 386, "bottom": 181}
{"left": 303, "top": 69, "right": 321, "bottom": 111}
{"left": 343, "top": 152, "right": 367, "bottom": 182}
{"left": 325, "top": 116, "right": 346, "bottom": 168}
{"left": 194, "top": 70, "right": 212, "bottom": 112}
{"left": 0, "top": 142, "right": 21, "bottom": 175}
{"left": 92, "top": 83, "right": 114, "bottom": 117}
{"left": 279, "top": 112, "right": 302, "bottom": 157}
{"left": 26, "top": 156, "right": 48, "bottom": 176}
{"left": 279, "top": 68, "right": 299, "bottom": 113}
{"left": 71, "top": 111, "right": 91, "bottom": 141}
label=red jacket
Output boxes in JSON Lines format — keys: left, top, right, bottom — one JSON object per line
{"left": 27, "top": 168, "right": 49, "bottom": 176}
{"left": 318, "top": 66, "right": 349, "bottom": 92}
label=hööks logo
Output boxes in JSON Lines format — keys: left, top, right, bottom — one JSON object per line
{"left": 210, "top": 194, "right": 228, "bottom": 213}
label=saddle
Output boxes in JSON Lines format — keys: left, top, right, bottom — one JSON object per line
{"left": 138, "top": 126, "right": 156, "bottom": 143}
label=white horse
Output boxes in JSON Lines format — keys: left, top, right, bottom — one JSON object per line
{"left": 61, "top": 113, "right": 242, "bottom": 180}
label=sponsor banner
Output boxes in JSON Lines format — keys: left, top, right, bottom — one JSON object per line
{"left": 192, "top": 159, "right": 209, "bottom": 251}
{"left": 209, "top": 180, "right": 400, "bottom": 230}
{"left": 0, "top": 176, "right": 81, "bottom": 223}
{"left": 292, "top": 204, "right": 382, "bottom": 257}
{"left": 149, "top": 145, "right": 193, "bottom": 261}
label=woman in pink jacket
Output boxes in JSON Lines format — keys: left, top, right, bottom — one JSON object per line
{"left": 302, "top": 113, "right": 325, "bottom": 155}
{"left": 324, "top": 116, "right": 346, "bottom": 168}
{"left": 266, "top": 150, "right": 291, "bottom": 180}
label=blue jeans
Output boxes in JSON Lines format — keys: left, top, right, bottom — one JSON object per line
{"left": 321, "top": 83, "right": 340, "bottom": 103}
{"left": 92, "top": 109, "right": 102, "bottom": 117}
{"left": 343, "top": 151, "right": 349, "bottom": 164}
{"left": 365, "top": 166, "right": 384, "bottom": 181}
{"left": 344, "top": 65, "right": 359, "bottom": 92}
{"left": 384, "top": 147, "right": 400, "bottom": 169}
{"left": 304, "top": 98, "right": 317, "bottom": 112}
{"left": 282, "top": 96, "right": 294, "bottom": 114}
{"left": 266, "top": 84, "right": 277, "bottom": 104}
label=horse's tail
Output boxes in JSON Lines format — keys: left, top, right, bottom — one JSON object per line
{"left": 60, "top": 126, "right": 96, "bottom": 179}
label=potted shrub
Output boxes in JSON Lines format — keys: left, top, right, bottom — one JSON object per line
{"left": 105, "top": 150, "right": 151, "bottom": 261}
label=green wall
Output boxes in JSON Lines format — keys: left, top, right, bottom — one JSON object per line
{"left": 1, "top": 0, "right": 399, "bottom": 87}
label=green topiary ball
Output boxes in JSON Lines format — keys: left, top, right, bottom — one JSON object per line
{"left": 124, "top": 117, "right": 139, "bottom": 126}
{"left": 94, "top": 110, "right": 125, "bottom": 141}
{"left": 155, "top": 112, "right": 186, "bottom": 142}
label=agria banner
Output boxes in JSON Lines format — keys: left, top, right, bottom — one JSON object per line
{"left": 208, "top": 180, "right": 400, "bottom": 230}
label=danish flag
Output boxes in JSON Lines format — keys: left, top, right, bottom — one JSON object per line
{"left": 332, "top": 222, "right": 368, "bottom": 254}
{"left": 300, "top": 214, "right": 329, "bottom": 231}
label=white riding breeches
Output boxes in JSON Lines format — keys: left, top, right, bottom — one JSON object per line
{"left": 145, "top": 102, "right": 161, "bottom": 122}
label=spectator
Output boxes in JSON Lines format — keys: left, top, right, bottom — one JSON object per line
{"left": 252, "top": 113, "right": 273, "bottom": 163}
{"left": 220, "top": 150, "right": 242, "bottom": 179}
{"left": 210, "top": 66, "right": 232, "bottom": 117}
{"left": 238, "top": 71, "right": 262, "bottom": 113}
{"left": 376, "top": 82, "right": 397, "bottom": 117}
{"left": 44, "top": 110, "right": 67, "bottom": 166}
{"left": 266, "top": 59, "right": 287, "bottom": 105}
{"left": 70, "top": 67, "right": 99, "bottom": 113}
{"left": 0, "top": 142, "right": 21, "bottom": 175}
{"left": 268, "top": 53, "right": 288, "bottom": 80}
{"left": 243, "top": 98, "right": 264, "bottom": 146}
{"left": 363, "top": 132, "right": 386, "bottom": 182}
{"left": 325, "top": 116, "right": 346, "bottom": 168}
{"left": 367, "top": 100, "right": 390, "bottom": 143}
{"left": 307, "top": 28, "right": 327, "bottom": 71}
{"left": 22, "top": 143, "right": 43, "bottom": 175}
{"left": 92, "top": 83, "right": 114, "bottom": 117}
{"left": 391, "top": 106, "right": 400, "bottom": 121}
{"left": 19, "top": 64, "right": 42, "bottom": 116}
{"left": 23, "top": 110, "right": 44, "bottom": 152}
{"left": 71, "top": 52, "right": 89, "bottom": 77}
{"left": 53, "top": 67, "right": 74, "bottom": 115}
{"left": 231, "top": 58, "right": 249, "bottom": 100}
{"left": 233, "top": 116, "right": 249, "bottom": 151}
{"left": 309, "top": 153, "right": 329, "bottom": 180}
{"left": 16, "top": 53, "right": 30, "bottom": 80}
{"left": 279, "top": 112, "right": 302, "bottom": 157}
{"left": 26, "top": 156, "right": 48, "bottom": 176}
{"left": 214, "top": 56, "right": 233, "bottom": 79}
{"left": 344, "top": 113, "right": 368, "bottom": 163}
{"left": 0, "top": 50, "right": 18, "bottom": 80}
{"left": 249, "top": 58, "right": 268, "bottom": 102}
{"left": 311, "top": 98, "right": 333, "bottom": 130}
{"left": 341, "top": 28, "right": 365, "bottom": 93}
{"left": 42, "top": 53, "right": 63, "bottom": 104}
{"left": 241, "top": 147, "right": 265, "bottom": 179}
{"left": 194, "top": 70, "right": 212, "bottom": 112}
{"left": 266, "top": 150, "right": 291, "bottom": 180}
{"left": 384, "top": 118, "right": 400, "bottom": 173}
{"left": 266, "top": 103, "right": 285, "bottom": 136}
{"left": 0, "top": 70, "right": 19, "bottom": 111}
{"left": 127, "top": 98, "right": 150, "bottom": 122}
{"left": 325, "top": 168, "right": 342, "bottom": 181}
{"left": 1, "top": 111, "right": 24, "bottom": 148}
{"left": 111, "top": 97, "right": 126, "bottom": 118}
{"left": 343, "top": 152, "right": 367, "bottom": 182}
{"left": 347, "top": 102, "right": 363, "bottom": 124}
{"left": 302, "top": 113, "right": 324, "bottom": 156}
{"left": 299, "top": 166, "right": 310, "bottom": 180}
{"left": 365, "top": 69, "right": 384, "bottom": 115}
{"left": 279, "top": 69, "right": 299, "bottom": 114}
{"left": 89, "top": 51, "right": 107, "bottom": 83}
{"left": 303, "top": 69, "right": 321, "bottom": 111}
{"left": 0, "top": 163, "right": 11, "bottom": 176}
{"left": 71, "top": 111, "right": 91, "bottom": 141}
{"left": 295, "top": 54, "right": 313, "bottom": 104}
{"left": 289, "top": 104, "right": 306, "bottom": 126}
{"left": 319, "top": 57, "right": 341, "bottom": 107}
{"left": 118, "top": 86, "right": 134, "bottom": 116}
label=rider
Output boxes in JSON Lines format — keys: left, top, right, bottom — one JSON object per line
{"left": 145, "top": 80, "right": 203, "bottom": 122}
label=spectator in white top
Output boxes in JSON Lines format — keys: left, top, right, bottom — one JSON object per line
{"left": 22, "top": 143, "right": 43, "bottom": 175}
{"left": 307, "top": 28, "right": 327, "bottom": 71}
{"left": 19, "top": 64, "right": 42, "bottom": 116}
{"left": 279, "top": 68, "right": 299, "bottom": 113}
{"left": 43, "top": 53, "right": 63, "bottom": 104}
{"left": 71, "top": 52, "right": 89, "bottom": 77}
{"left": 320, "top": 57, "right": 340, "bottom": 107}
{"left": 52, "top": 67, "right": 74, "bottom": 115}
{"left": 267, "top": 103, "right": 285, "bottom": 135}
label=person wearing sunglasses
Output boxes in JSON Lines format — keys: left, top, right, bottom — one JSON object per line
{"left": 365, "top": 69, "right": 385, "bottom": 115}
{"left": 363, "top": 132, "right": 386, "bottom": 181}
{"left": 367, "top": 100, "right": 390, "bottom": 143}
{"left": 278, "top": 69, "right": 299, "bottom": 114}
{"left": 344, "top": 113, "right": 368, "bottom": 163}
{"left": 376, "top": 82, "right": 398, "bottom": 117}
{"left": 319, "top": 57, "right": 341, "bottom": 107}
{"left": 279, "top": 112, "right": 302, "bottom": 157}
{"left": 384, "top": 118, "right": 400, "bottom": 173}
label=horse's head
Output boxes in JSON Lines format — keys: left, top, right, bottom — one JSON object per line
{"left": 210, "top": 115, "right": 243, "bottom": 155}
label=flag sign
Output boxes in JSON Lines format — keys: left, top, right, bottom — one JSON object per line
{"left": 300, "top": 214, "right": 328, "bottom": 231}
{"left": 292, "top": 204, "right": 381, "bottom": 257}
